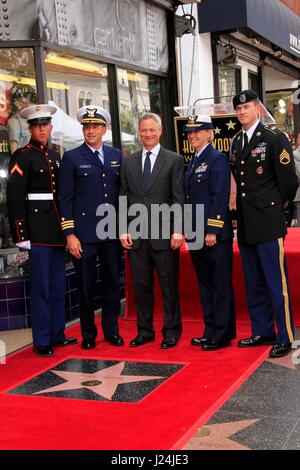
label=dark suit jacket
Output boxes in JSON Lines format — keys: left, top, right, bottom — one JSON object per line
{"left": 119, "top": 145, "right": 185, "bottom": 250}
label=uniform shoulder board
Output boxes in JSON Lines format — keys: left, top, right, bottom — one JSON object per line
{"left": 264, "top": 124, "right": 277, "bottom": 134}
{"left": 20, "top": 144, "right": 33, "bottom": 152}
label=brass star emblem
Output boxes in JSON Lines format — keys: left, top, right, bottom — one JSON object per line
{"left": 226, "top": 120, "right": 236, "bottom": 131}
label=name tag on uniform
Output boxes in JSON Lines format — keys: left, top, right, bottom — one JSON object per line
{"left": 79, "top": 164, "right": 92, "bottom": 168}
{"left": 110, "top": 161, "right": 120, "bottom": 167}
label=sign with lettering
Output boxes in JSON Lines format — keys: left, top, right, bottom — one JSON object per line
{"left": 174, "top": 115, "right": 242, "bottom": 166}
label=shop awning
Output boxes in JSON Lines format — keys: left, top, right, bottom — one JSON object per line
{"left": 198, "top": 0, "right": 300, "bottom": 60}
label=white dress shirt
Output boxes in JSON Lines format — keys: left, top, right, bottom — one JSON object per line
{"left": 142, "top": 143, "right": 160, "bottom": 172}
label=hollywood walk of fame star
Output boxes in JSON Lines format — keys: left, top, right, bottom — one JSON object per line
{"left": 226, "top": 120, "right": 236, "bottom": 131}
{"left": 266, "top": 351, "right": 299, "bottom": 370}
{"left": 184, "top": 419, "right": 259, "bottom": 450}
{"left": 214, "top": 126, "right": 221, "bottom": 135}
{"left": 34, "top": 362, "right": 164, "bottom": 400}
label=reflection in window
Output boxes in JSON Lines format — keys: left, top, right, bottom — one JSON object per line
{"left": 266, "top": 91, "right": 294, "bottom": 136}
{"left": 219, "top": 65, "right": 241, "bottom": 103}
{"left": 45, "top": 51, "right": 109, "bottom": 154}
{"left": 117, "top": 69, "right": 161, "bottom": 154}
{"left": 0, "top": 48, "right": 37, "bottom": 266}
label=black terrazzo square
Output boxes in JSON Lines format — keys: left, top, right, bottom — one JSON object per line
{"left": 7, "top": 358, "right": 185, "bottom": 402}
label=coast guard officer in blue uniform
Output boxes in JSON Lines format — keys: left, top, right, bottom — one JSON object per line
{"left": 6, "top": 104, "right": 77, "bottom": 357}
{"left": 185, "top": 115, "right": 236, "bottom": 350}
{"left": 58, "top": 106, "right": 123, "bottom": 349}
{"left": 231, "top": 90, "right": 298, "bottom": 358}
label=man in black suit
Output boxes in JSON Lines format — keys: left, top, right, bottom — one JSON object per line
{"left": 120, "top": 113, "right": 185, "bottom": 349}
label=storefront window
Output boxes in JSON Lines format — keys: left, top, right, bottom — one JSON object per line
{"left": 0, "top": 48, "right": 37, "bottom": 276}
{"left": 117, "top": 68, "right": 162, "bottom": 154}
{"left": 45, "top": 51, "right": 109, "bottom": 155}
{"left": 219, "top": 65, "right": 241, "bottom": 103}
{"left": 266, "top": 91, "right": 295, "bottom": 137}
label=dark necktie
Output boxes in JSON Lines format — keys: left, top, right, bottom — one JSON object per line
{"left": 189, "top": 152, "right": 199, "bottom": 177}
{"left": 243, "top": 133, "right": 248, "bottom": 149}
{"left": 143, "top": 151, "right": 151, "bottom": 191}
{"left": 94, "top": 150, "right": 103, "bottom": 167}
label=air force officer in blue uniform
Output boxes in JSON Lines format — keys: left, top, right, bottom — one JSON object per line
{"left": 58, "top": 106, "right": 123, "bottom": 349}
{"left": 185, "top": 115, "right": 236, "bottom": 350}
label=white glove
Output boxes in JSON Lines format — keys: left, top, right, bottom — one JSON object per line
{"left": 16, "top": 240, "right": 31, "bottom": 250}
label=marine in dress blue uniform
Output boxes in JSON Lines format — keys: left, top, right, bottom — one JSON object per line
{"left": 185, "top": 115, "right": 236, "bottom": 350}
{"left": 230, "top": 90, "right": 298, "bottom": 357}
{"left": 6, "top": 104, "right": 77, "bottom": 357}
{"left": 58, "top": 106, "right": 123, "bottom": 349}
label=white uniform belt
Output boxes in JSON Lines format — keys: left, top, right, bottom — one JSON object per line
{"left": 27, "top": 193, "right": 54, "bottom": 200}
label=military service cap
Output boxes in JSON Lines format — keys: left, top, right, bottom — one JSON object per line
{"left": 76, "top": 105, "right": 111, "bottom": 126}
{"left": 20, "top": 104, "right": 57, "bottom": 125}
{"left": 233, "top": 90, "right": 259, "bottom": 109}
{"left": 184, "top": 114, "right": 214, "bottom": 132}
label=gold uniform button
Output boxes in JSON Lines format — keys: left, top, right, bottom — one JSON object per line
{"left": 18, "top": 222, "right": 22, "bottom": 226}
{"left": 257, "top": 159, "right": 260, "bottom": 163}
{"left": 271, "top": 202, "right": 275, "bottom": 206}
{"left": 52, "top": 173, "right": 55, "bottom": 177}
{"left": 241, "top": 182, "right": 245, "bottom": 186}
{"left": 20, "top": 230, "right": 23, "bottom": 233}
{"left": 242, "top": 193, "right": 246, "bottom": 197}
{"left": 62, "top": 217, "right": 65, "bottom": 221}
{"left": 21, "top": 237, "right": 24, "bottom": 240}
{"left": 82, "top": 212, "right": 85, "bottom": 216}
{"left": 241, "top": 161, "right": 245, "bottom": 165}
{"left": 105, "top": 193, "right": 108, "bottom": 197}
{"left": 241, "top": 171, "right": 244, "bottom": 176}
{"left": 34, "top": 209, "right": 38, "bottom": 212}
{"left": 45, "top": 153, "right": 48, "bottom": 156}
{"left": 53, "top": 189, "right": 56, "bottom": 193}
{"left": 104, "top": 184, "right": 107, "bottom": 187}
{"left": 102, "top": 173, "right": 106, "bottom": 177}
{"left": 105, "top": 203, "right": 109, "bottom": 207}
{"left": 84, "top": 173, "right": 87, "bottom": 176}
{"left": 40, "top": 169, "right": 44, "bottom": 173}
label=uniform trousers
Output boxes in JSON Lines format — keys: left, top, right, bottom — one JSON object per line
{"left": 72, "top": 240, "right": 120, "bottom": 342}
{"left": 29, "top": 245, "right": 66, "bottom": 346}
{"left": 189, "top": 239, "right": 236, "bottom": 343}
{"left": 239, "top": 238, "right": 295, "bottom": 344}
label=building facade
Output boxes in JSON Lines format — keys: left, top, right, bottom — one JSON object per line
{"left": 177, "top": 0, "right": 300, "bottom": 140}
{"left": 0, "top": 0, "right": 184, "bottom": 330}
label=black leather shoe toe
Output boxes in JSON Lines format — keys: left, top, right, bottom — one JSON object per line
{"left": 52, "top": 337, "right": 78, "bottom": 347}
{"left": 105, "top": 335, "right": 124, "bottom": 346}
{"left": 191, "top": 337, "right": 208, "bottom": 346}
{"left": 238, "top": 334, "right": 276, "bottom": 347}
{"left": 269, "top": 343, "right": 291, "bottom": 358}
{"left": 160, "top": 337, "right": 177, "bottom": 349}
{"left": 33, "top": 345, "right": 55, "bottom": 357}
{"left": 81, "top": 340, "right": 96, "bottom": 350}
{"left": 202, "top": 339, "right": 231, "bottom": 351}
{"left": 130, "top": 335, "right": 154, "bottom": 347}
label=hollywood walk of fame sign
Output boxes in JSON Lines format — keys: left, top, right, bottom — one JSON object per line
{"left": 7, "top": 358, "right": 185, "bottom": 403}
{"left": 174, "top": 115, "right": 242, "bottom": 167}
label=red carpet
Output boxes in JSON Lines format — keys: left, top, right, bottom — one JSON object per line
{"left": 0, "top": 320, "right": 271, "bottom": 450}
{"left": 125, "top": 228, "right": 300, "bottom": 325}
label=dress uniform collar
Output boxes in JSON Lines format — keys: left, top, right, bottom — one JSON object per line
{"left": 28, "top": 138, "right": 49, "bottom": 152}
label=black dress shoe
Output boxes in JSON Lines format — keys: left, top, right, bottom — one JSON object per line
{"left": 269, "top": 343, "right": 291, "bottom": 358}
{"left": 201, "top": 338, "right": 231, "bottom": 351}
{"left": 81, "top": 340, "right": 96, "bottom": 350}
{"left": 160, "top": 337, "right": 177, "bottom": 349}
{"left": 33, "top": 345, "right": 55, "bottom": 357}
{"left": 105, "top": 335, "right": 124, "bottom": 346}
{"left": 130, "top": 335, "right": 154, "bottom": 347}
{"left": 191, "top": 337, "right": 208, "bottom": 346}
{"left": 238, "top": 334, "right": 276, "bottom": 348}
{"left": 52, "top": 337, "right": 78, "bottom": 347}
